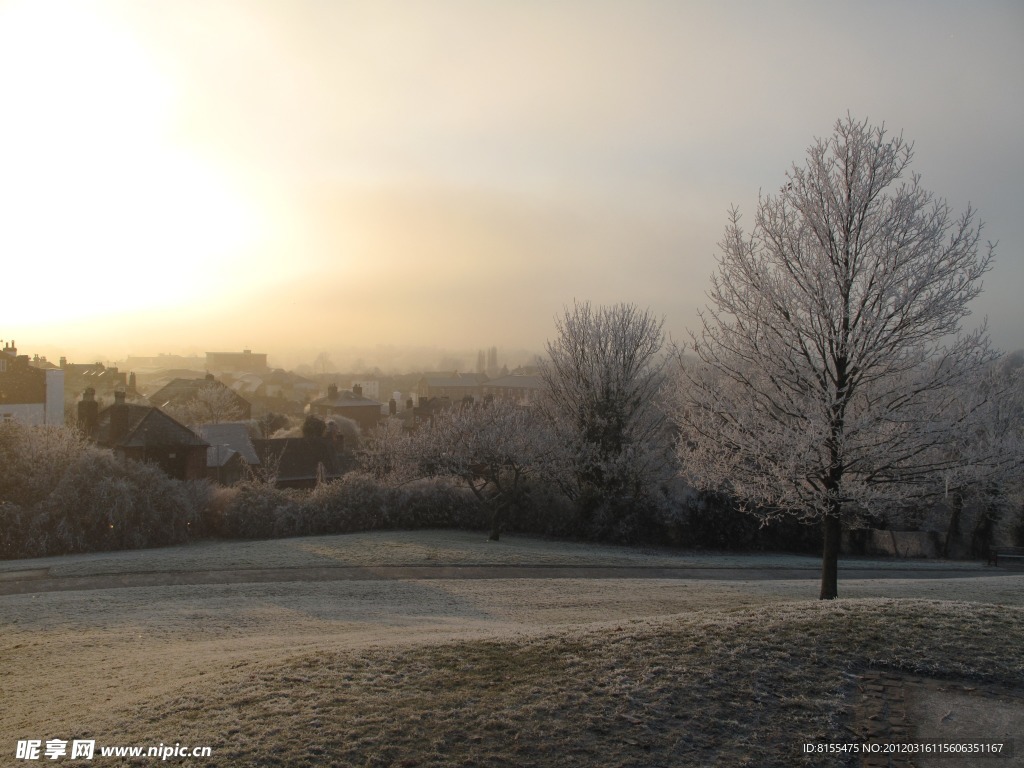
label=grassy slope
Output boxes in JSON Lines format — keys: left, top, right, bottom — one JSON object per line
{"left": 2, "top": 532, "right": 1021, "bottom": 767}
{"left": 68, "top": 601, "right": 1024, "bottom": 768}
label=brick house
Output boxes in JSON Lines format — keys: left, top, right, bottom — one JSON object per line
{"left": 84, "top": 391, "right": 209, "bottom": 481}
{"left": 308, "top": 384, "right": 382, "bottom": 434}
{"left": 416, "top": 372, "right": 488, "bottom": 402}
{"left": 480, "top": 373, "right": 546, "bottom": 406}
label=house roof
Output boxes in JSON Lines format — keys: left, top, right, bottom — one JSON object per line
{"left": 229, "top": 374, "right": 264, "bottom": 394}
{"left": 143, "top": 368, "right": 209, "bottom": 384}
{"left": 94, "top": 404, "right": 209, "bottom": 449}
{"left": 206, "top": 446, "right": 240, "bottom": 469}
{"left": 148, "top": 377, "right": 250, "bottom": 411}
{"left": 420, "top": 372, "right": 489, "bottom": 388}
{"left": 309, "top": 390, "right": 382, "bottom": 408}
{"left": 251, "top": 437, "right": 340, "bottom": 482}
{"left": 198, "top": 422, "right": 260, "bottom": 465}
{"left": 482, "top": 374, "right": 546, "bottom": 390}
{"left": 262, "top": 369, "right": 317, "bottom": 387}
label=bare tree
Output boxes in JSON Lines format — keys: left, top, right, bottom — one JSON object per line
{"left": 313, "top": 352, "right": 334, "bottom": 375}
{"left": 411, "top": 399, "right": 554, "bottom": 540}
{"left": 167, "top": 383, "right": 245, "bottom": 427}
{"left": 540, "top": 301, "right": 672, "bottom": 533}
{"left": 672, "top": 116, "right": 997, "bottom": 599}
{"left": 359, "top": 418, "right": 417, "bottom": 483}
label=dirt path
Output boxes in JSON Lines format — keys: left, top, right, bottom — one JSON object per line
{"left": 1, "top": 562, "right": 1017, "bottom": 595}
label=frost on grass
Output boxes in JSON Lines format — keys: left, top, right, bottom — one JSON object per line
{"left": 78, "top": 600, "right": 1024, "bottom": 768}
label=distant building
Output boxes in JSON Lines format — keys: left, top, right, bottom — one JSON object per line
{"left": 223, "top": 369, "right": 320, "bottom": 403}
{"left": 481, "top": 373, "right": 546, "bottom": 406}
{"left": 0, "top": 341, "right": 65, "bottom": 426}
{"left": 148, "top": 375, "right": 252, "bottom": 421}
{"left": 60, "top": 360, "right": 129, "bottom": 405}
{"left": 416, "top": 372, "right": 488, "bottom": 402}
{"left": 206, "top": 350, "right": 269, "bottom": 373}
{"left": 308, "top": 383, "right": 382, "bottom": 434}
{"left": 198, "top": 422, "right": 261, "bottom": 485}
{"left": 350, "top": 380, "right": 380, "bottom": 400}
{"left": 87, "top": 391, "right": 209, "bottom": 481}
{"left": 122, "top": 354, "right": 205, "bottom": 373}
{"left": 250, "top": 437, "right": 347, "bottom": 489}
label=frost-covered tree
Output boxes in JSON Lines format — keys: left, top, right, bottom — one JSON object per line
{"left": 167, "top": 383, "right": 245, "bottom": 427}
{"left": 672, "top": 116, "right": 997, "bottom": 599}
{"left": 359, "top": 418, "right": 418, "bottom": 483}
{"left": 411, "top": 399, "right": 554, "bottom": 541}
{"left": 934, "top": 354, "right": 1024, "bottom": 556}
{"left": 540, "top": 301, "right": 673, "bottom": 534}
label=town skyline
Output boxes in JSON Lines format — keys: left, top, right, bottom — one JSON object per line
{"left": 2, "top": 1, "right": 1022, "bottom": 364}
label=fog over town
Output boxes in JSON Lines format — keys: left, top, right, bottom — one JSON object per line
{"left": 1, "top": 1, "right": 1021, "bottom": 369}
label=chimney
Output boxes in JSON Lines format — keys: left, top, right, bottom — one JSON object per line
{"left": 353, "top": 383, "right": 363, "bottom": 397}
{"left": 109, "top": 390, "right": 129, "bottom": 445}
{"left": 328, "top": 383, "right": 339, "bottom": 400}
{"left": 60, "top": 356, "right": 67, "bottom": 368}
{"left": 389, "top": 398, "right": 397, "bottom": 415}
{"left": 78, "top": 388, "right": 99, "bottom": 436}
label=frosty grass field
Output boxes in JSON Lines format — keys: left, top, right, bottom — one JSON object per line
{"left": 2, "top": 530, "right": 1022, "bottom": 767}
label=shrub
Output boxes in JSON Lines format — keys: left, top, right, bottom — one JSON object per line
{"left": 0, "top": 421, "right": 204, "bottom": 558}
{"left": 36, "top": 450, "right": 197, "bottom": 556}
{"left": 670, "top": 490, "right": 822, "bottom": 553}
{"left": 298, "top": 473, "right": 482, "bottom": 535}
{"left": 216, "top": 481, "right": 301, "bottom": 540}
{"left": 0, "top": 421, "right": 90, "bottom": 509}
{"left": 0, "top": 447, "right": 200, "bottom": 559}
{"left": 301, "top": 472, "right": 391, "bottom": 534}
{"left": 0, "top": 502, "right": 30, "bottom": 559}
{"left": 502, "top": 478, "right": 577, "bottom": 538}
{"left": 384, "top": 476, "right": 481, "bottom": 530}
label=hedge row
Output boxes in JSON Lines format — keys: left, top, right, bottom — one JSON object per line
{"left": 0, "top": 451, "right": 197, "bottom": 559}
{"left": 1, "top": 423, "right": 840, "bottom": 560}
{"left": 207, "top": 474, "right": 488, "bottom": 540}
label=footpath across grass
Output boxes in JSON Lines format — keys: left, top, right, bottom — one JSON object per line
{"left": 0, "top": 528, "right": 991, "bottom": 577}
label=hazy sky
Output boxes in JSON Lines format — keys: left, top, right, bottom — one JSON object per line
{"left": 1, "top": 0, "right": 1021, "bottom": 368}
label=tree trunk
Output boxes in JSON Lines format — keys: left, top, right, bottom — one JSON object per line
{"left": 820, "top": 515, "right": 842, "bottom": 600}
{"left": 488, "top": 502, "right": 502, "bottom": 542}
{"left": 943, "top": 494, "right": 963, "bottom": 559}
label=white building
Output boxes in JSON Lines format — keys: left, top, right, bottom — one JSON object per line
{"left": 0, "top": 343, "right": 65, "bottom": 426}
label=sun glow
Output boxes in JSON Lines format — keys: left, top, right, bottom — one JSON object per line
{"left": 0, "top": 0, "right": 266, "bottom": 327}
